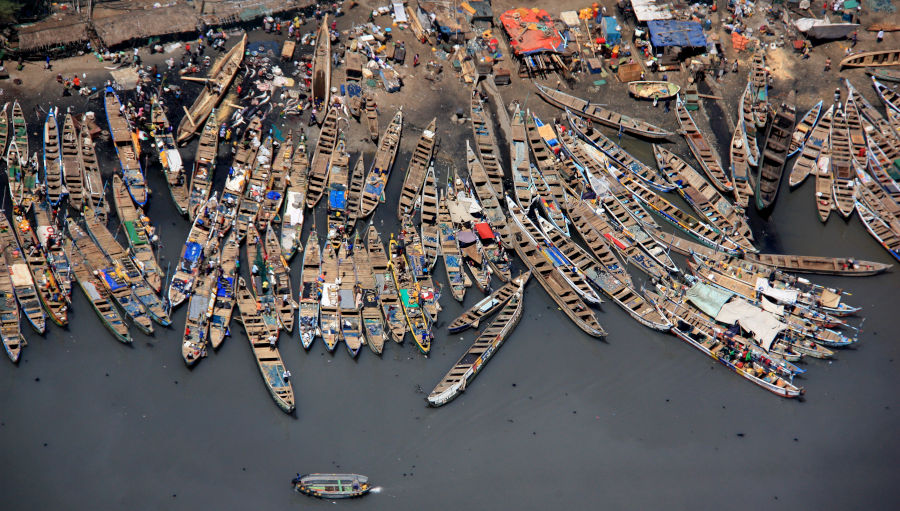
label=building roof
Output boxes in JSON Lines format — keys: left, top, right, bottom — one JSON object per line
{"left": 92, "top": 1, "right": 199, "bottom": 47}
{"left": 17, "top": 11, "right": 88, "bottom": 51}
{"left": 647, "top": 20, "right": 707, "bottom": 48}
{"left": 500, "top": 8, "right": 566, "bottom": 56}
{"left": 630, "top": 0, "right": 674, "bottom": 22}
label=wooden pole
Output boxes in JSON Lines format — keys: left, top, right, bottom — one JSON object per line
{"left": 180, "top": 76, "right": 213, "bottom": 83}
{"left": 182, "top": 107, "right": 197, "bottom": 127}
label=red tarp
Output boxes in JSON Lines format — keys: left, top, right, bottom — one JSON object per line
{"left": 500, "top": 8, "right": 566, "bottom": 56}
{"left": 474, "top": 222, "right": 495, "bottom": 239}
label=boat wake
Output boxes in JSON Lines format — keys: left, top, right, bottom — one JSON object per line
{"left": 369, "top": 487, "right": 383, "bottom": 494}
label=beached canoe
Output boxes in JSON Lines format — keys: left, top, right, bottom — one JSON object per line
{"left": 729, "top": 122, "right": 754, "bottom": 208}
{"left": 841, "top": 49, "right": 900, "bottom": 68}
{"left": 43, "top": 108, "right": 64, "bottom": 206}
{"left": 628, "top": 80, "right": 681, "bottom": 100}
{"left": 470, "top": 88, "right": 504, "bottom": 197}
{"left": 866, "top": 66, "right": 900, "bottom": 82}
{"left": 312, "top": 15, "right": 331, "bottom": 108}
{"left": 829, "top": 106, "right": 857, "bottom": 218}
{"left": 787, "top": 100, "right": 823, "bottom": 158}
{"left": 397, "top": 118, "right": 437, "bottom": 219}
{"left": 168, "top": 197, "right": 217, "bottom": 308}
{"left": 676, "top": 96, "right": 733, "bottom": 193}
{"left": 755, "top": 98, "right": 796, "bottom": 211}
{"left": 360, "top": 109, "right": 402, "bottom": 218}
{"left": 789, "top": 105, "right": 834, "bottom": 188}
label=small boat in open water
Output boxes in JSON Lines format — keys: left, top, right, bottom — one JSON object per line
{"left": 293, "top": 473, "right": 370, "bottom": 499}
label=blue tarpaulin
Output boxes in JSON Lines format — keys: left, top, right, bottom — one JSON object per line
{"left": 184, "top": 242, "right": 202, "bottom": 264}
{"left": 217, "top": 277, "right": 234, "bottom": 298}
{"left": 647, "top": 20, "right": 707, "bottom": 48}
{"left": 101, "top": 269, "right": 125, "bottom": 291}
{"left": 329, "top": 190, "right": 346, "bottom": 210}
{"left": 266, "top": 190, "right": 282, "bottom": 200}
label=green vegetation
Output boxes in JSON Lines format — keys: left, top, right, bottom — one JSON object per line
{"left": 0, "top": 1, "right": 22, "bottom": 24}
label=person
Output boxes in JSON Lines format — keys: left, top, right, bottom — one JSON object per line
{"left": 824, "top": 58, "right": 831, "bottom": 72}
{"left": 834, "top": 88, "right": 841, "bottom": 103}
{"left": 45, "top": 55, "right": 51, "bottom": 70}
{"left": 851, "top": 31, "right": 858, "bottom": 47}
{"left": 877, "top": 29, "right": 885, "bottom": 43}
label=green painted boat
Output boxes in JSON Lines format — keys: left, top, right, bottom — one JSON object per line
{"left": 628, "top": 80, "right": 681, "bottom": 100}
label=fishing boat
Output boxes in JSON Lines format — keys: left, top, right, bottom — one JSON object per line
{"left": 298, "top": 230, "right": 321, "bottom": 350}
{"left": 511, "top": 231, "right": 606, "bottom": 337}
{"left": 60, "top": 114, "right": 84, "bottom": 211}
{"left": 856, "top": 163, "right": 900, "bottom": 225}
{"left": 628, "top": 80, "right": 680, "bottom": 100}
{"left": 655, "top": 145, "right": 754, "bottom": 248}
{"left": 447, "top": 272, "right": 530, "bottom": 335}
{"left": 866, "top": 67, "right": 900, "bottom": 82}
{"left": 364, "top": 93, "right": 379, "bottom": 140}
{"left": 563, "top": 110, "right": 674, "bottom": 193}
{"left": 755, "top": 99, "right": 795, "bottom": 212}
{"left": 312, "top": 14, "right": 331, "bottom": 108}
{"left": 729, "top": 122, "right": 754, "bottom": 208}
{"left": 219, "top": 118, "right": 261, "bottom": 230}
{"left": 470, "top": 88, "right": 504, "bottom": 196}
{"left": 319, "top": 240, "right": 341, "bottom": 351}
{"left": 456, "top": 227, "right": 491, "bottom": 293}
{"left": 234, "top": 136, "right": 273, "bottom": 240}
{"left": 176, "top": 33, "right": 246, "bottom": 144}
{"left": 509, "top": 106, "right": 534, "bottom": 210}
{"left": 6, "top": 140, "right": 36, "bottom": 212}
{"left": 360, "top": 109, "right": 403, "bottom": 218}
{"left": 0, "top": 103, "right": 8, "bottom": 158}
{"left": 856, "top": 200, "right": 900, "bottom": 261}
{"left": 788, "top": 105, "right": 834, "bottom": 188}
{"left": 336, "top": 240, "right": 363, "bottom": 357}
{"left": 829, "top": 107, "right": 857, "bottom": 218}
{"left": 0, "top": 214, "right": 44, "bottom": 333}
{"left": 353, "top": 231, "right": 385, "bottom": 355}
{"left": 111, "top": 175, "right": 163, "bottom": 292}
{"left": 280, "top": 137, "right": 309, "bottom": 260}
{"left": 344, "top": 156, "right": 365, "bottom": 234}
{"left": 523, "top": 113, "right": 565, "bottom": 201}
{"left": 438, "top": 193, "right": 467, "bottom": 302}
{"left": 399, "top": 216, "right": 441, "bottom": 320}
{"left": 389, "top": 233, "right": 432, "bottom": 353}
{"left": 397, "top": 118, "right": 438, "bottom": 219}
{"left": 181, "top": 265, "right": 213, "bottom": 366}
{"left": 293, "top": 473, "right": 369, "bottom": 499}
{"left": 209, "top": 232, "right": 238, "bottom": 349}
{"left": 466, "top": 141, "right": 513, "bottom": 250}
{"left": 534, "top": 82, "right": 671, "bottom": 139}
{"left": 865, "top": 138, "right": 900, "bottom": 204}
{"left": 841, "top": 49, "right": 900, "bottom": 68}
{"left": 66, "top": 218, "right": 152, "bottom": 334}
{"left": 366, "top": 225, "right": 406, "bottom": 343}
{"left": 265, "top": 224, "right": 296, "bottom": 332}
{"left": 235, "top": 277, "right": 295, "bottom": 413}
{"left": 42, "top": 109, "right": 64, "bottom": 206}
{"left": 307, "top": 107, "right": 340, "bottom": 208}
{"left": 645, "top": 288, "right": 803, "bottom": 398}
{"left": 257, "top": 132, "right": 292, "bottom": 232}
{"left": 532, "top": 163, "right": 570, "bottom": 237}
{"left": 565, "top": 195, "right": 667, "bottom": 282}
{"left": 325, "top": 140, "right": 350, "bottom": 244}
{"left": 33, "top": 207, "right": 72, "bottom": 301}
{"left": 873, "top": 77, "right": 900, "bottom": 113}
{"left": 844, "top": 97, "right": 867, "bottom": 166}
{"left": 188, "top": 108, "right": 218, "bottom": 219}
{"left": 11, "top": 209, "right": 67, "bottom": 326}
{"left": 788, "top": 100, "right": 823, "bottom": 157}
{"left": 0, "top": 251, "right": 25, "bottom": 361}
{"left": 78, "top": 118, "right": 106, "bottom": 220}
{"left": 246, "top": 225, "right": 280, "bottom": 335}
{"left": 150, "top": 96, "right": 188, "bottom": 215}
{"left": 104, "top": 87, "right": 146, "bottom": 206}
{"left": 676, "top": 96, "right": 733, "bottom": 193}
{"left": 428, "top": 281, "right": 526, "bottom": 407}
{"left": 169, "top": 197, "right": 217, "bottom": 308}
{"left": 11, "top": 100, "right": 26, "bottom": 159}
{"left": 420, "top": 163, "right": 439, "bottom": 267}
{"left": 83, "top": 209, "right": 170, "bottom": 326}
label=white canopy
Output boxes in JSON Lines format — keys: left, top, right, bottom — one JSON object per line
{"left": 754, "top": 277, "right": 799, "bottom": 305}
{"left": 715, "top": 299, "right": 785, "bottom": 351}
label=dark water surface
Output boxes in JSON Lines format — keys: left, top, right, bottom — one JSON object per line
{"left": 2, "top": 36, "right": 899, "bottom": 511}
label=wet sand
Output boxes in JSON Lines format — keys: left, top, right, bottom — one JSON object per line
{"left": 1, "top": 5, "right": 899, "bottom": 510}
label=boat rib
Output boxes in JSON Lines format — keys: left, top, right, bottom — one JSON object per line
{"left": 829, "top": 107, "right": 857, "bottom": 218}
{"left": 841, "top": 49, "right": 900, "bottom": 68}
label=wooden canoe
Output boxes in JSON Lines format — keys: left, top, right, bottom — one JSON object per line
{"left": 526, "top": 115, "right": 571, "bottom": 209}
{"left": 181, "top": 263, "right": 213, "bottom": 366}
{"left": 829, "top": 107, "right": 857, "bottom": 218}
{"left": 389, "top": 234, "right": 432, "bottom": 353}
{"left": 6, "top": 140, "right": 38, "bottom": 213}
{"left": 307, "top": 107, "right": 341, "bottom": 208}
{"left": 466, "top": 141, "right": 513, "bottom": 253}
{"left": 856, "top": 200, "right": 900, "bottom": 262}
{"left": 729, "top": 122, "right": 754, "bottom": 208}
{"left": 470, "top": 88, "right": 504, "bottom": 197}
{"left": 168, "top": 197, "right": 217, "bottom": 308}
{"left": 353, "top": 231, "right": 386, "bottom": 355}
{"left": 428, "top": 281, "right": 526, "bottom": 407}
{"left": 319, "top": 238, "right": 340, "bottom": 351}
{"left": 336, "top": 240, "right": 363, "bottom": 358}
{"left": 257, "top": 132, "right": 293, "bottom": 232}
{"left": 245, "top": 225, "right": 281, "bottom": 335}
{"left": 11, "top": 209, "right": 66, "bottom": 326}
{"left": 815, "top": 133, "right": 834, "bottom": 223}
{"left": 654, "top": 145, "right": 754, "bottom": 249}
{"left": 151, "top": 95, "right": 188, "bottom": 215}
{"left": 298, "top": 230, "right": 321, "bottom": 350}
{"left": 420, "top": 163, "right": 440, "bottom": 267}
{"left": 856, "top": 161, "right": 900, "bottom": 223}
{"left": 0, "top": 248, "right": 26, "bottom": 361}
{"left": 738, "top": 83, "right": 761, "bottom": 167}
{"left": 235, "top": 277, "right": 295, "bottom": 413}
{"left": 676, "top": 96, "right": 733, "bottom": 193}
{"left": 866, "top": 66, "right": 900, "bottom": 82}
{"left": 788, "top": 100, "right": 822, "bottom": 158}
{"left": 345, "top": 155, "right": 365, "bottom": 234}
{"left": 219, "top": 118, "right": 261, "bottom": 228}
{"left": 78, "top": 117, "right": 107, "bottom": 220}
{"left": 33, "top": 207, "right": 72, "bottom": 303}
{"left": 312, "top": 15, "right": 331, "bottom": 108}
{"left": 234, "top": 136, "right": 273, "bottom": 241}
{"left": 364, "top": 93, "right": 378, "bottom": 140}
{"left": 61, "top": 113, "right": 82, "bottom": 209}
{"left": 188, "top": 108, "right": 218, "bottom": 219}
{"left": 447, "top": 271, "right": 530, "bottom": 335}
{"left": 43, "top": 109, "right": 64, "bottom": 206}
{"left": 83, "top": 209, "right": 170, "bottom": 326}
{"left": 280, "top": 136, "right": 309, "bottom": 260}
{"left": 755, "top": 99, "right": 795, "bottom": 212}
{"left": 360, "top": 109, "right": 403, "bottom": 218}
{"left": 531, "top": 163, "right": 570, "bottom": 237}
{"left": 509, "top": 106, "right": 534, "bottom": 210}
{"left": 104, "top": 88, "right": 146, "bottom": 206}
{"left": 0, "top": 103, "right": 8, "bottom": 160}
{"left": 111, "top": 175, "right": 163, "bottom": 292}
{"left": 265, "top": 223, "right": 296, "bottom": 333}
{"left": 209, "top": 231, "right": 238, "bottom": 349}
{"left": 397, "top": 118, "right": 437, "bottom": 219}
{"left": 324, "top": 140, "right": 350, "bottom": 244}
{"left": 628, "top": 81, "right": 681, "bottom": 100}
{"left": 789, "top": 105, "right": 833, "bottom": 188}
{"left": 398, "top": 216, "right": 440, "bottom": 321}
{"left": 11, "top": 100, "right": 26, "bottom": 158}
{"left": 438, "top": 192, "right": 468, "bottom": 302}
{"left": 844, "top": 97, "right": 868, "bottom": 166}
{"left": 864, "top": 139, "right": 900, "bottom": 207}
{"left": 841, "top": 49, "right": 900, "bottom": 68}
{"left": 176, "top": 33, "right": 246, "bottom": 145}
{"left": 873, "top": 77, "right": 900, "bottom": 114}
{"left": 0, "top": 213, "right": 45, "bottom": 333}
{"left": 366, "top": 225, "right": 406, "bottom": 344}
{"left": 66, "top": 218, "right": 152, "bottom": 334}
{"left": 534, "top": 82, "right": 671, "bottom": 139}
{"left": 846, "top": 77, "right": 896, "bottom": 138}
